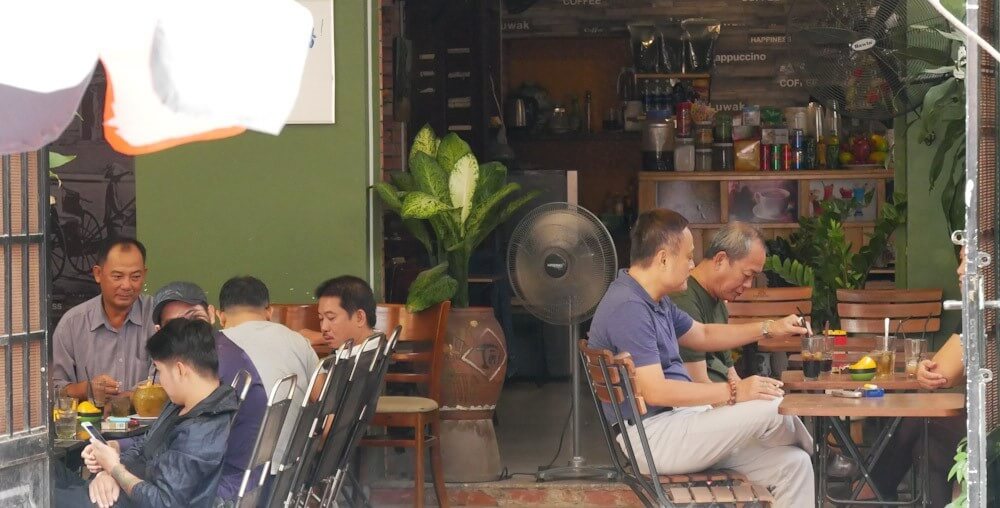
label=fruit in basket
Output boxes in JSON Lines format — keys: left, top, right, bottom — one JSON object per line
{"left": 870, "top": 134, "right": 888, "bottom": 152}
{"left": 132, "top": 381, "right": 169, "bottom": 417}
{"left": 851, "top": 137, "right": 871, "bottom": 163}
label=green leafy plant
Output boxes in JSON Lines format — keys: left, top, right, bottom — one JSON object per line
{"left": 764, "top": 192, "right": 907, "bottom": 326}
{"left": 946, "top": 437, "right": 968, "bottom": 508}
{"left": 373, "top": 125, "right": 540, "bottom": 310}
{"left": 912, "top": 19, "right": 967, "bottom": 238}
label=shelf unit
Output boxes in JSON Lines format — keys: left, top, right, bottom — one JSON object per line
{"left": 638, "top": 168, "right": 896, "bottom": 267}
{"left": 635, "top": 73, "right": 711, "bottom": 80}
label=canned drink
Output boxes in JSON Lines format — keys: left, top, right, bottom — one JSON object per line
{"left": 794, "top": 148, "right": 806, "bottom": 170}
{"left": 783, "top": 144, "right": 792, "bottom": 171}
{"left": 792, "top": 129, "right": 806, "bottom": 149}
{"left": 771, "top": 144, "right": 783, "bottom": 171}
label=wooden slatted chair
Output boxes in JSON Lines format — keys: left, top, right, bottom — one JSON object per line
{"left": 579, "top": 340, "right": 775, "bottom": 507}
{"left": 727, "top": 287, "right": 813, "bottom": 376}
{"left": 836, "top": 288, "right": 943, "bottom": 337}
{"left": 360, "top": 302, "right": 450, "bottom": 508}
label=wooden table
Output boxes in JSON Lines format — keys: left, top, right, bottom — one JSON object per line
{"left": 780, "top": 393, "right": 964, "bottom": 506}
{"left": 759, "top": 334, "right": 901, "bottom": 353}
{"left": 781, "top": 371, "right": 922, "bottom": 391}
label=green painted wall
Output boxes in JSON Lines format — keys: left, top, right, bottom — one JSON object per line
{"left": 135, "top": 1, "right": 379, "bottom": 304}
{"left": 896, "top": 114, "right": 962, "bottom": 348}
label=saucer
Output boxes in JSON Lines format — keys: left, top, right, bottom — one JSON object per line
{"left": 753, "top": 204, "right": 786, "bottom": 220}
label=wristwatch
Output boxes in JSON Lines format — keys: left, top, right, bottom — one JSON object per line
{"left": 761, "top": 319, "right": 774, "bottom": 337}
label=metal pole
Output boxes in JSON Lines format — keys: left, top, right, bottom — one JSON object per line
{"left": 963, "top": 0, "right": 989, "bottom": 503}
{"left": 570, "top": 322, "right": 582, "bottom": 466}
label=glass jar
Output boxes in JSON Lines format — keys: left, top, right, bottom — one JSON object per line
{"left": 713, "top": 142, "right": 733, "bottom": 170}
{"left": 674, "top": 137, "right": 695, "bottom": 172}
{"left": 714, "top": 113, "right": 733, "bottom": 142}
{"left": 694, "top": 122, "right": 714, "bottom": 148}
{"left": 695, "top": 148, "right": 713, "bottom": 171}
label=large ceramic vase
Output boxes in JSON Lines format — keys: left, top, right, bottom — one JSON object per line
{"left": 439, "top": 306, "right": 507, "bottom": 482}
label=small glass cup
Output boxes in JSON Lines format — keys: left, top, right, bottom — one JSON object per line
{"left": 110, "top": 395, "right": 132, "bottom": 417}
{"left": 801, "top": 336, "right": 826, "bottom": 379}
{"left": 904, "top": 338, "right": 927, "bottom": 378}
{"left": 54, "top": 408, "right": 78, "bottom": 440}
{"left": 872, "top": 349, "right": 896, "bottom": 378}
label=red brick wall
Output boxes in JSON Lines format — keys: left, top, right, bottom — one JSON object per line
{"left": 380, "top": 0, "right": 403, "bottom": 177}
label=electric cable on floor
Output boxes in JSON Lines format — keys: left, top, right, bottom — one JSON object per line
{"left": 497, "top": 393, "right": 575, "bottom": 480}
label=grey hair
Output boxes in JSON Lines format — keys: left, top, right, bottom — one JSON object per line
{"left": 705, "top": 222, "right": 766, "bottom": 261}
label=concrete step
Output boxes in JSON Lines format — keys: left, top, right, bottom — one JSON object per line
{"left": 368, "top": 479, "right": 642, "bottom": 507}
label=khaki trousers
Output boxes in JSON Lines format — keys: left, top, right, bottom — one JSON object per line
{"left": 617, "top": 398, "right": 815, "bottom": 508}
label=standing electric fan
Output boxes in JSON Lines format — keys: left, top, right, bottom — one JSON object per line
{"left": 507, "top": 202, "right": 618, "bottom": 481}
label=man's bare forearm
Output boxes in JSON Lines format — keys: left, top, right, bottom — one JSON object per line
{"left": 111, "top": 464, "right": 143, "bottom": 496}
{"left": 694, "top": 322, "right": 764, "bottom": 350}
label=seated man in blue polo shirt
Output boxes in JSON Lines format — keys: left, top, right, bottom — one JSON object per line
{"left": 588, "top": 209, "right": 814, "bottom": 508}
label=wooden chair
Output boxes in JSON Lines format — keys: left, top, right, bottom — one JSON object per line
{"left": 269, "top": 303, "right": 328, "bottom": 355}
{"left": 360, "top": 302, "right": 450, "bottom": 508}
{"left": 727, "top": 287, "right": 813, "bottom": 376}
{"left": 578, "top": 340, "right": 774, "bottom": 507}
{"left": 836, "top": 288, "right": 943, "bottom": 336}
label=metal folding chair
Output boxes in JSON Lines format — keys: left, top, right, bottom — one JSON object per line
{"left": 266, "top": 343, "right": 353, "bottom": 508}
{"left": 578, "top": 340, "right": 774, "bottom": 507}
{"left": 231, "top": 369, "right": 253, "bottom": 402}
{"left": 305, "top": 331, "right": 396, "bottom": 507}
{"left": 235, "top": 374, "right": 299, "bottom": 508}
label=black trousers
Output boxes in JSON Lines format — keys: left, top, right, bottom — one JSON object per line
{"left": 52, "top": 461, "right": 104, "bottom": 508}
{"left": 870, "top": 411, "right": 966, "bottom": 506}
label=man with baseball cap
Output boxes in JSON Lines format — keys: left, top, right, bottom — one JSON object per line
{"left": 130, "top": 281, "right": 268, "bottom": 504}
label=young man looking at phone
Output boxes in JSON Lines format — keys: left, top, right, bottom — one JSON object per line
{"left": 55, "top": 318, "right": 239, "bottom": 508}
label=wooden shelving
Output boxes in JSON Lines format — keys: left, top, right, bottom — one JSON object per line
{"left": 635, "top": 73, "right": 711, "bottom": 79}
{"left": 639, "top": 169, "right": 894, "bottom": 182}
{"left": 638, "top": 168, "right": 897, "bottom": 266}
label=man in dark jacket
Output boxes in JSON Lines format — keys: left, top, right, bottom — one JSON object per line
{"left": 58, "top": 318, "right": 240, "bottom": 508}
{"left": 102, "top": 281, "right": 268, "bottom": 504}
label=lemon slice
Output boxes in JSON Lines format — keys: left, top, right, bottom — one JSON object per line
{"left": 852, "top": 356, "right": 877, "bottom": 370}
{"left": 78, "top": 400, "right": 100, "bottom": 413}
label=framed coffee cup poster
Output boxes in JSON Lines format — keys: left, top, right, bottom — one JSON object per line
{"left": 727, "top": 180, "right": 798, "bottom": 224}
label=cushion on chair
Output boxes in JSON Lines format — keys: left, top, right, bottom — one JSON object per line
{"left": 376, "top": 395, "right": 438, "bottom": 413}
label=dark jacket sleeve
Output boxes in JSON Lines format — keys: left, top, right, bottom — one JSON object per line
{"left": 128, "top": 416, "right": 229, "bottom": 508}
{"left": 118, "top": 434, "right": 148, "bottom": 473}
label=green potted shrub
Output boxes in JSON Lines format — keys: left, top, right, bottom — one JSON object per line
{"left": 372, "top": 124, "right": 539, "bottom": 481}
{"left": 764, "top": 191, "right": 907, "bottom": 326}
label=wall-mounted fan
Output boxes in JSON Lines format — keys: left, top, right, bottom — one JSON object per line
{"left": 784, "top": 0, "right": 957, "bottom": 120}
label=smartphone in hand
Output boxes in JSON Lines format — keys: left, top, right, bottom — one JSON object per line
{"left": 80, "top": 421, "right": 108, "bottom": 444}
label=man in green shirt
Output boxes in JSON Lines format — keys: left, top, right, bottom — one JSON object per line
{"left": 670, "top": 222, "right": 767, "bottom": 383}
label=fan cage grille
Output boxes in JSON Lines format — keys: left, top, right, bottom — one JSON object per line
{"left": 507, "top": 203, "right": 618, "bottom": 326}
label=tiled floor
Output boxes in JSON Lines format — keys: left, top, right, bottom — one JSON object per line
{"left": 494, "top": 379, "right": 614, "bottom": 477}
